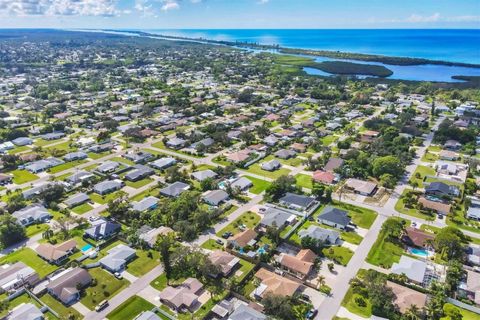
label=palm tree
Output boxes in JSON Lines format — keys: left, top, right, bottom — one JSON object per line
{"left": 42, "top": 228, "right": 54, "bottom": 241}
{"left": 404, "top": 304, "right": 420, "bottom": 320}
{"left": 316, "top": 275, "right": 325, "bottom": 289}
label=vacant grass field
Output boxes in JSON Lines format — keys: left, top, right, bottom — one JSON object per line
{"left": 216, "top": 211, "right": 260, "bottom": 237}
{"left": 242, "top": 163, "right": 291, "bottom": 179}
{"left": 11, "top": 169, "right": 39, "bottom": 184}
{"left": 71, "top": 202, "right": 94, "bottom": 214}
{"left": 107, "top": 296, "right": 154, "bottom": 320}
{"left": 245, "top": 175, "right": 271, "bottom": 194}
{"left": 295, "top": 173, "right": 313, "bottom": 190}
{"left": 0, "top": 248, "right": 58, "bottom": 277}
{"left": 81, "top": 268, "right": 129, "bottom": 310}
{"left": 127, "top": 249, "right": 160, "bottom": 277}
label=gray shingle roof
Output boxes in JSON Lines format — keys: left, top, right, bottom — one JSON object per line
{"left": 160, "top": 181, "right": 190, "bottom": 197}
{"left": 318, "top": 206, "right": 351, "bottom": 226}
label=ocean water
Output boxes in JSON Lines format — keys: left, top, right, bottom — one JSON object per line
{"left": 147, "top": 29, "right": 480, "bottom": 65}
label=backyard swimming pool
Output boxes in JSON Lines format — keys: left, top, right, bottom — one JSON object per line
{"left": 81, "top": 244, "right": 93, "bottom": 253}
{"left": 409, "top": 247, "right": 429, "bottom": 258}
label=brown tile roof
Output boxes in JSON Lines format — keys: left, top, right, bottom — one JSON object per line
{"left": 209, "top": 250, "right": 240, "bottom": 275}
{"left": 403, "top": 227, "right": 434, "bottom": 248}
{"left": 36, "top": 239, "right": 77, "bottom": 262}
{"left": 418, "top": 197, "right": 451, "bottom": 214}
{"left": 324, "top": 158, "right": 344, "bottom": 172}
{"left": 387, "top": 281, "right": 427, "bottom": 313}
{"left": 229, "top": 229, "right": 257, "bottom": 248}
{"left": 312, "top": 171, "right": 335, "bottom": 184}
{"left": 255, "top": 268, "right": 301, "bottom": 298}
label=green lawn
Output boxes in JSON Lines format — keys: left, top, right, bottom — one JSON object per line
{"left": 341, "top": 285, "right": 372, "bottom": 318}
{"left": 295, "top": 173, "right": 313, "bottom": 190}
{"left": 45, "top": 141, "right": 76, "bottom": 153}
{"left": 421, "top": 151, "right": 439, "bottom": 163}
{"left": 242, "top": 163, "right": 291, "bottom": 180}
{"left": 40, "top": 293, "right": 82, "bottom": 320}
{"left": 130, "top": 187, "right": 160, "bottom": 201}
{"left": 262, "top": 154, "right": 303, "bottom": 167}
{"left": 322, "top": 246, "right": 354, "bottom": 266}
{"left": 216, "top": 211, "right": 260, "bottom": 237}
{"left": 0, "top": 293, "right": 48, "bottom": 318}
{"left": 90, "top": 191, "right": 123, "bottom": 204}
{"left": 88, "top": 151, "right": 111, "bottom": 160}
{"left": 290, "top": 220, "right": 363, "bottom": 245}
{"left": 71, "top": 203, "right": 94, "bottom": 214}
{"left": 25, "top": 223, "right": 49, "bottom": 237}
{"left": 127, "top": 249, "right": 160, "bottom": 277}
{"left": 0, "top": 248, "right": 58, "bottom": 277}
{"left": 394, "top": 189, "right": 435, "bottom": 221}
{"left": 107, "top": 296, "right": 154, "bottom": 320}
{"left": 245, "top": 175, "right": 271, "bottom": 194}
{"left": 235, "top": 259, "right": 255, "bottom": 283}
{"left": 110, "top": 157, "right": 135, "bottom": 166}
{"left": 332, "top": 201, "right": 378, "bottom": 229}
{"left": 81, "top": 268, "right": 129, "bottom": 310}
{"left": 321, "top": 135, "right": 338, "bottom": 146}
{"left": 150, "top": 273, "right": 168, "bottom": 291}
{"left": 125, "top": 178, "right": 154, "bottom": 189}
{"left": 201, "top": 239, "right": 224, "bottom": 251}
{"left": 11, "top": 169, "right": 39, "bottom": 184}
{"left": 459, "top": 307, "right": 480, "bottom": 320}
{"left": 9, "top": 145, "right": 31, "bottom": 154}
{"left": 409, "top": 165, "right": 435, "bottom": 187}
{"left": 35, "top": 138, "right": 62, "bottom": 147}
{"left": 48, "top": 160, "right": 87, "bottom": 174}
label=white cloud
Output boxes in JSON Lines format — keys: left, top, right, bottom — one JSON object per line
{"left": 406, "top": 12, "right": 440, "bottom": 23}
{"left": 161, "top": 0, "right": 180, "bottom": 11}
{"left": 368, "top": 13, "right": 480, "bottom": 24}
{"left": 0, "top": 0, "right": 119, "bottom": 16}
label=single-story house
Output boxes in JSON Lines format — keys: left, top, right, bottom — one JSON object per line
{"left": 96, "top": 161, "right": 120, "bottom": 173}
{"left": 12, "top": 137, "right": 33, "bottom": 146}
{"left": 425, "top": 182, "right": 460, "bottom": 198}
{"left": 402, "top": 227, "right": 434, "bottom": 249}
{"left": 229, "top": 304, "right": 266, "bottom": 320}
{"left": 134, "top": 311, "right": 162, "bottom": 320}
{"left": 25, "top": 157, "right": 64, "bottom": 173}
{"left": 230, "top": 177, "right": 253, "bottom": 191}
{"left": 36, "top": 239, "right": 77, "bottom": 265}
{"left": 124, "top": 165, "right": 154, "bottom": 182}
{"left": 387, "top": 281, "right": 427, "bottom": 314}
{"left": 64, "top": 193, "right": 90, "bottom": 208}
{"left": 278, "top": 193, "right": 316, "bottom": 212}
{"left": 458, "top": 270, "right": 480, "bottom": 305}
{"left": 0, "top": 262, "right": 39, "bottom": 292}
{"left": 131, "top": 196, "right": 159, "bottom": 212}
{"left": 317, "top": 206, "right": 351, "bottom": 230}
{"left": 226, "top": 150, "right": 251, "bottom": 163}
{"left": 444, "top": 140, "right": 462, "bottom": 151}
{"left": 159, "top": 278, "right": 204, "bottom": 312}
{"left": 227, "top": 229, "right": 258, "bottom": 249}
{"left": 278, "top": 249, "right": 316, "bottom": 280}
{"left": 0, "top": 173, "right": 13, "bottom": 185}
{"left": 160, "top": 181, "right": 190, "bottom": 198}
{"left": 391, "top": 256, "right": 427, "bottom": 285}
{"left": 274, "top": 149, "right": 296, "bottom": 160}
{"left": 360, "top": 130, "right": 380, "bottom": 143}
{"left": 260, "top": 207, "right": 296, "bottom": 229}
{"left": 123, "top": 151, "right": 154, "bottom": 164}
{"left": 138, "top": 226, "right": 174, "bottom": 248}
{"left": 93, "top": 179, "right": 124, "bottom": 195}
{"left": 84, "top": 218, "right": 121, "bottom": 240}
{"left": 298, "top": 225, "right": 340, "bottom": 244}
{"left": 418, "top": 197, "right": 451, "bottom": 215}
{"left": 191, "top": 169, "right": 217, "bottom": 182}
{"left": 209, "top": 250, "right": 240, "bottom": 277}
{"left": 150, "top": 157, "right": 176, "bottom": 170}
{"left": 66, "top": 170, "right": 95, "bottom": 185}
{"left": 47, "top": 268, "right": 92, "bottom": 305}
{"left": 203, "top": 189, "right": 229, "bottom": 206}
{"left": 254, "top": 268, "right": 301, "bottom": 299}
{"left": 63, "top": 151, "right": 88, "bottom": 162}
{"left": 344, "top": 178, "right": 378, "bottom": 196}
{"left": 41, "top": 132, "right": 65, "bottom": 141}
{"left": 166, "top": 137, "right": 187, "bottom": 149}
{"left": 8, "top": 303, "right": 43, "bottom": 320}
{"left": 312, "top": 171, "right": 335, "bottom": 185}
{"left": 12, "top": 204, "right": 52, "bottom": 226}
{"left": 99, "top": 244, "right": 137, "bottom": 273}
{"left": 261, "top": 159, "right": 281, "bottom": 172}
{"left": 439, "top": 150, "right": 460, "bottom": 161}
{"left": 324, "top": 158, "right": 344, "bottom": 173}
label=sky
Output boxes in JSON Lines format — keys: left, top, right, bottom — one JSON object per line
{"left": 0, "top": 0, "right": 479, "bottom": 29}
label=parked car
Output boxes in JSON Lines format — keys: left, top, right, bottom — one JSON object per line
{"left": 95, "top": 300, "right": 109, "bottom": 312}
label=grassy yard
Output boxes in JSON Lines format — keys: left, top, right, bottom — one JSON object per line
{"left": 295, "top": 173, "right": 313, "bottom": 190}
{"left": 290, "top": 220, "right": 363, "bottom": 245}
{"left": 150, "top": 273, "right": 168, "bottom": 291}
{"left": 341, "top": 284, "right": 372, "bottom": 318}
{"left": 107, "top": 296, "right": 154, "bottom": 320}
{"left": 40, "top": 293, "right": 82, "bottom": 320}
{"left": 459, "top": 307, "right": 480, "bottom": 320}
{"left": 235, "top": 259, "right": 255, "bottom": 283}
{"left": 11, "top": 169, "right": 39, "bottom": 184}
{"left": 9, "top": 145, "right": 31, "bottom": 154}
{"left": 394, "top": 189, "right": 435, "bottom": 221}
{"left": 201, "top": 239, "right": 224, "bottom": 251}
{"left": 125, "top": 178, "right": 154, "bottom": 189}
{"left": 71, "top": 203, "right": 94, "bottom": 214}
{"left": 88, "top": 151, "right": 111, "bottom": 160}
{"left": 245, "top": 175, "right": 271, "bottom": 194}
{"left": 127, "top": 249, "right": 160, "bottom": 277}
{"left": 322, "top": 246, "right": 354, "bottom": 266}
{"left": 332, "top": 201, "right": 378, "bottom": 229}
{"left": 81, "top": 268, "right": 129, "bottom": 310}
{"left": 421, "top": 150, "right": 439, "bottom": 163}
{"left": 216, "top": 211, "right": 260, "bottom": 237}
{"left": 321, "top": 135, "right": 338, "bottom": 146}
{"left": 0, "top": 293, "right": 48, "bottom": 318}
{"left": 409, "top": 165, "right": 435, "bottom": 187}
{"left": 130, "top": 187, "right": 160, "bottom": 201}
{"left": 242, "top": 163, "right": 291, "bottom": 180}
{"left": 90, "top": 191, "right": 123, "bottom": 204}
{"left": 110, "top": 156, "right": 135, "bottom": 166}
{"left": 262, "top": 154, "right": 303, "bottom": 167}
{"left": 25, "top": 223, "right": 49, "bottom": 237}
{"left": 0, "top": 248, "right": 58, "bottom": 277}
{"left": 48, "top": 160, "right": 87, "bottom": 174}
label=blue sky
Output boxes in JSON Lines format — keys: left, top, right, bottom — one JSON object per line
{"left": 0, "top": 0, "right": 479, "bottom": 29}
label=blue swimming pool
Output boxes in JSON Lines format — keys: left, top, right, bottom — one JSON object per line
{"left": 409, "top": 248, "right": 429, "bottom": 257}
{"left": 257, "top": 246, "right": 268, "bottom": 255}
{"left": 81, "top": 244, "right": 93, "bottom": 252}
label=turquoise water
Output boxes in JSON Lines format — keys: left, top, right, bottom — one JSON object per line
{"left": 410, "top": 248, "right": 429, "bottom": 257}
{"left": 81, "top": 244, "right": 93, "bottom": 252}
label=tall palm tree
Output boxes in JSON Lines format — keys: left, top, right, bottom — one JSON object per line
{"left": 316, "top": 275, "right": 325, "bottom": 289}
{"left": 404, "top": 304, "right": 420, "bottom": 320}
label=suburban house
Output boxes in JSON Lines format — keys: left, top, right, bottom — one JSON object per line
{"left": 425, "top": 182, "right": 460, "bottom": 198}
{"left": 64, "top": 151, "right": 88, "bottom": 162}
{"left": 46, "top": 268, "right": 92, "bottom": 305}
{"left": 35, "top": 239, "right": 77, "bottom": 265}
{"left": 360, "top": 130, "right": 380, "bottom": 143}
{"left": 203, "top": 189, "right": 229, "bottom": 206}
{"left": 278, "top": 193, "right": 316, "bottom": 212}
{"left": 458, "top": 270, "right": 480, "bottom": 305}
{"left": 317, "top": 206, "right": 351, "bottom": 230}
{"left": 387, "top": 281, "right": 427, "bottom": 314}
{"left": 439, "top": 150, "right": 460, "bottom": 161}
{"left": 229, "top": 304, "right": 266, "bottom": 320}
{"left": 25, "top": 157, "right": 64, "bottom": 173}
{"left": 418, "top": 197, "right": 451, "bottom": 215}
{"left": 166, "top": 137, "right": 187, "bottom": 149}
{"left": 391, "top": 256, "right": 430, "bottom": 286}
{"left": 254, "top": 268, "right": 301, "bottom": 299}
{"left": 160, "top": 181, "right": 190, "bottom": 198}
{"left": 150, "top": 157, "right": 177, "bottom": 170}
{"left": 96, "top": 161, "right": 120, "bottom": 174}
{"left": 93, "top": 179, "right": 124, "bottom": 195}
{"left": 274, "top": 149, "right": 296, "bottom": 160}
{"left": 230, "top": 177, "right": 253, "bottom": 191}
{"left": 134, "top": 311, "right": 162, "bottom": 320}
{"left": 277, "top": 249, "right": 317, "bottom": 280}
{"left": 227, "top": 229, "right": 258, "bottom": 249}
{"left": 344, "top": 178, "right": 378, "bottom": 196}
{"left": 123, "top": 151, "right": 154, "bottom": 164}
{"left": 260, "top": 207, "right": 296, "bottom": 229}
{"left": 84, "top": 218, "right": 121, "bottom": 240}
{"left": 99, "top": 244, "right": 137, "bottom": 273}
{"left": 261, "top": 159, "right": 281, "bottom": 172}
{"left": 402, "top": 227, "right": 434, "bottom": 249}
{"left": 298, "top": 225, "right": 340, "bottom": 244}
{"left": 8, "top": 303, "right": 43, "bottom": 320}
{"left": 125, "top": 165, "right": 154, "bottom": 182}
{"left": 0, "top": 262, "right": 39, "bottom": 293}
{"left": 138, "top": 226, "right": 174, "bottom": 248}
{"left": 226, "top": 149, "right": 251, "bottom": 163}
{"left": 0, "top": 173, "right": 13, "bottom": 185}
{"left": 12, "top": 204, "right": 52, "bottom": 226}
{"left": 209, "top": 250, "right": 240, "bottom": 277}
{"left": 444, "top": 139, "right": 462, "bottom": 151}
{"left": 312, "top": 170, "right": 336, "bottom": 185}
{"left": 159, "top": 278, "right": 204, "bottom": 312}
{"left": 64, "top": 192, "right": 90, "bottom": 208}
{"left": 191, "top": 169, "right": 217, "bottom": 182}
{"left": 131, "top": 196, "right": 159, "bottom": 212}
{"left": 467, "top": 198, "right": 480, "bottom": 220}
{"left": 324, "top": 157, "right": 344, "bottom": 173}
